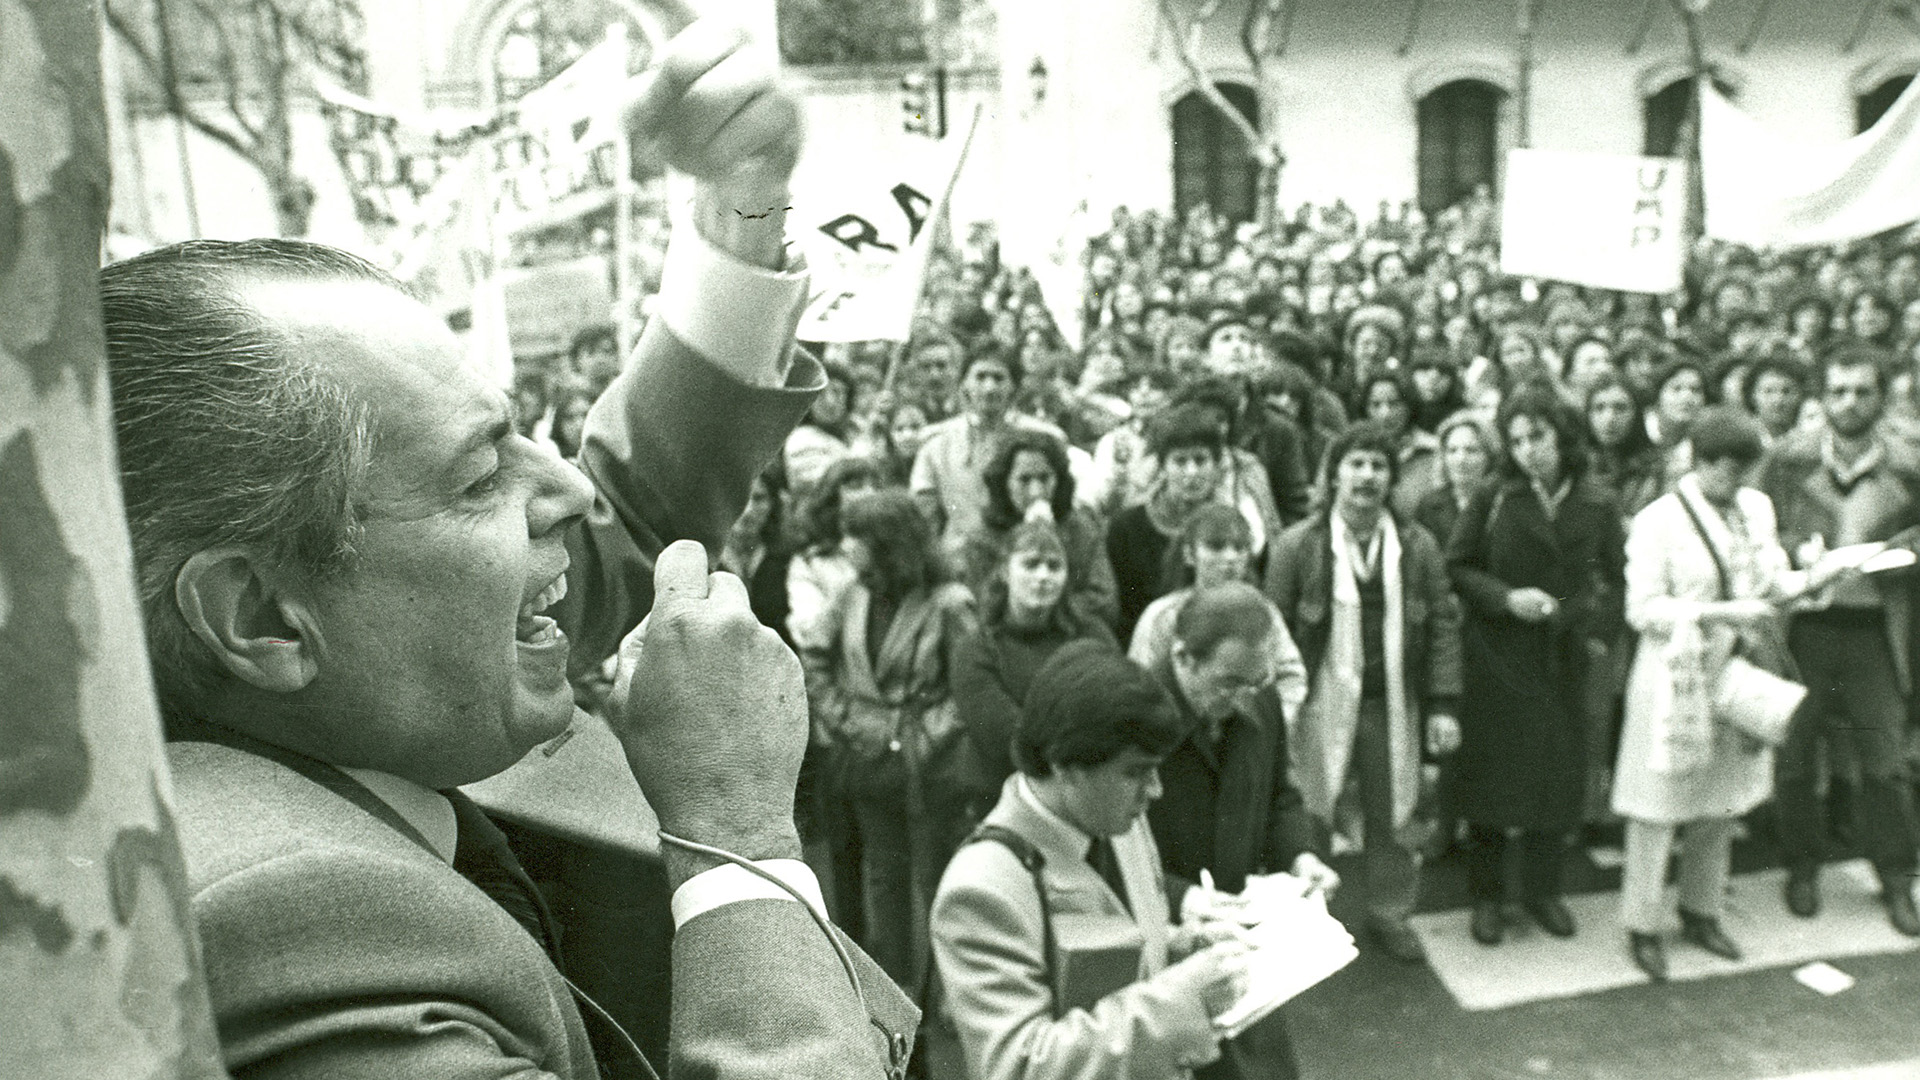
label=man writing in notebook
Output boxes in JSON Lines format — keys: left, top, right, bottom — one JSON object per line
{"left": 932, "top": 641, "right": 1252, "bottom": 1080}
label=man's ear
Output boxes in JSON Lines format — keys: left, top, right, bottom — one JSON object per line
{"left": 174, "top": 548, "right": 321, "bottom": 693}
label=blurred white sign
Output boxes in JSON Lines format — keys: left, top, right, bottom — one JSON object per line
{"left": 488, "top": 29, "right": 630, "bottom": 238}
{"left": 1500, "top": 148, "right": 1686, "bottom": 294}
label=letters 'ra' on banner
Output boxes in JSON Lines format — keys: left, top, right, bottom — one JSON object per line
{"left": 1702, "top": 80, "right": 1920, "bottom": 249}
{"left": 1499, "top": 148, "right": 1687, "bottom": 295}
{"left": 791, "top": 108, "right": 979, "bottom": 342}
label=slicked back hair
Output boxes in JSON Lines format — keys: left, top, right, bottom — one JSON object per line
{"left": 101, "top": 238, "right": 405, "bottom": 715}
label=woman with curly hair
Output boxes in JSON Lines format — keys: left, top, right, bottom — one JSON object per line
{"left": 801, "top": 489, "right": 979, "bottom": 999}
{"left": 1447, "top": 388, "right": 1626, "bottom": 947}
{"left": 786, "top": 455, "right": 888, "bottom": 653}
{"left": 959, "top": 428, "right": 1119, "bottom": 629}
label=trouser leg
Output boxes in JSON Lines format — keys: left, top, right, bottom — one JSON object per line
{"left": 1621, "top": 818, "right": 1677, "bottom": 934}
{"left": 1779, "top": 622, "right": 1839, "bottom": 871}
{"left": 1355, "top": 697, "right": 1422, "bottom": 922}
{"left": 1674, "top": 816, "right": 1738, "bottom": 917}
{"left": 1520, "top": 828, "right": 1569, "bottom": 901}
{"left": 852, "top": 795, "right": 916, "bottom": 987}
{"left": 1466, "top": 821, "right": 1508, "bottom": 900}
{"left": 1824, "top": 630, "right": 1920, "bottom": 876}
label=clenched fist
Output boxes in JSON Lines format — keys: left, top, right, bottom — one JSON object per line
{"left": 625, "top": 19, "right": 802, "bottom": 267}
{"left": 607, "top": 540, "right": 807, "bottom": 886}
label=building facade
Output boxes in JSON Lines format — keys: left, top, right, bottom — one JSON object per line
{"left": 108, "top": 0, "right": 1920, "bottom": 270}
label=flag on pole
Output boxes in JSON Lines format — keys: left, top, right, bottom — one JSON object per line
{"left": 1702, "top": 79, "right": 1920, "bottom": 248}
{"left": 1499, "top": 148, "right": 1687, "bottom": 294}
{"left": 790, "top": 107, "right": 981, "bottom": 343}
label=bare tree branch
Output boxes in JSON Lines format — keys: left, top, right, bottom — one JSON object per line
{"left": 106, "top": 3, "right": 260, "bottom": 165}
{"left": 1158, "top": 0, "right": 1280, "bottom": 168}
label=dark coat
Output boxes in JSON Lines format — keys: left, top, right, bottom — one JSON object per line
{"left": 1262, "top": 513, "right": 1465, "bottom": 718}
{"left": 1145, "top": 657, "right": 1322, "bottom": 904}
{"left": 1445, "top": 476, "right": 1626, "bottom": 829}
{"left": 950, "top": 615, "right": 1116, "bottom": 802}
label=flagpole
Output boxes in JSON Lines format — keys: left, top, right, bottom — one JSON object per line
{"left": 1673, "top": 0, "right": 1710, "bottom": 242}
{"left": 609, "top": 23, "right": 638, "bottom": 356}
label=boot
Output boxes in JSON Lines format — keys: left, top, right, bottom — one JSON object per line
{"left": 1783, "top": 865, "right": 1820, "bottom": 918}
{"left": 1678, "top": 908, "right": 1742, "bottom": 960}
{"left": 1470, "top": 899, "right": 1503, "bottom": 945}
{"left": 1628, "top": 932, "right": 1668, "bottom": 981}
{"left": 1525, "top": 897, "right": 1577, "bottom": 938}
{"left": 1882, "top": 872, "right": 1920, "bottom": 938}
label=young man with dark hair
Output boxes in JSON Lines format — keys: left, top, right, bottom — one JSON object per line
{"left": 932, "top": 641, "right": 1251, "bottom": 1080}
{"left": 1756, "top": 347, "right": 1920, "bottom": 936}
{"left": 1105, "top": 404, "right": 1233, "bottom": 641}
{"left": 911, "top": 339, "right": 1062, "bottom": 541}
{"left": 1266, "top": 423, "right": 1464, "bottom": 963}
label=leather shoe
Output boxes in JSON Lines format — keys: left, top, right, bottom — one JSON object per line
{"left": 1783, "top": 869, "right": 1820, "bottom": 918}
{"left": 1628, "top": 932, "right": 1668, "bottom": 981}
{"left": 1526, "top": 897, "right": 1577, "bottom": 938}
{"left": 1885, "top": 880, "right": 1920, "bottom": 938}
{"left": 1370, "top": 919, "right": 1428, "bottom": 964}
{"left": 1469, "top": 900, "right": 1503, "bottom": 945}
{"left": 1678, "top": 908, "right": 1742, "bottom": 961}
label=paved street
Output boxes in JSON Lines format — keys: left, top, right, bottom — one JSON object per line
{"left": 1295, "top": 831, "right": 1920, "bottom": 1080}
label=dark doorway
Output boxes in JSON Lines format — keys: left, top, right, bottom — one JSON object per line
{"left": 1858, "top": 75, "right": 1914, "bottom": 132}
{"left": 1643, "top": 73, "right": 1736, "bottom": 157}
{"left": 1171, "top": 83, "right": 1261, "bottom": 224}
{"left": 1416, "top": 80, "right": 1504, "bottom": 216}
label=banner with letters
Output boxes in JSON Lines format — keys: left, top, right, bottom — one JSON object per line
{"left": 790, "top": 108, "right": 980, "bottom": 343}
{"left": 1499, "top": 148, "right": 1687, "bottom": 294}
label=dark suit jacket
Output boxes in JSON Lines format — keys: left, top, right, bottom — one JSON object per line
{"left": 174, "top": 317, "right": 920, "bottom": 1078}
{"left": 1263, "top": 513, "right": 1464, "bottom": 722}
{"left": 1755, "top": 430, "right": 1920, "bottom": 695}
{"left": 1145, "top": 657, "right": 1321, "bottom": 905}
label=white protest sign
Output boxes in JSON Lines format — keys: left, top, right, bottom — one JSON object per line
{"left": 791, "top": 109, "right": 979, "bottom": 342}
{"left": 1500, "top": 148, "right": 1686, "bottom": 294}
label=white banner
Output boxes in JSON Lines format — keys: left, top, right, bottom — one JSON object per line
{"left": 1702, "top": 80, "right": 1920, "bottom": 248}
{"left": 1500, "top": 148, "right": 1687, "bottom": 294}
{"left": 791, "top": 109, "right": 980, "bottom": 343}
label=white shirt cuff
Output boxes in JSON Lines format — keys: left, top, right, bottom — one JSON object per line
{"left": 669, "top": 858, "right": 828, "bottom": 928}
{"left": 654, "top": 220, "right": 809, "bottom": 390}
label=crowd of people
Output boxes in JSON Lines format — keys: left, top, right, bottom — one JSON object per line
{"left": 499, "top": 187, "right": 1920, "bottom": 1077}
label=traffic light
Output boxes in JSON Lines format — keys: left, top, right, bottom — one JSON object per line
{"left": 900, "top": 67, "right": 948, "bottom": 138}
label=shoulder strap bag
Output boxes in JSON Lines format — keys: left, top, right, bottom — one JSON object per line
{"left": 1673, "top": 490, "right": 1806, "bottom": 746}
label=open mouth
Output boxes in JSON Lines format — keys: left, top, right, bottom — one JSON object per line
{"left": 516, "top": 572, "right": 568, "bottom": 646}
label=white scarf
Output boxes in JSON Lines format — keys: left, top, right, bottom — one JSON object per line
{"left": 1297, "top": 513, "right": 1416, "bottom": 830}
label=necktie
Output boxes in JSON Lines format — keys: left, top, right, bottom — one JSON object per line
{"left": 1087, "top": 836, "right": 1132, "bottom": 915}
{"left": 443, "top": 789, "right": 561, "bottom": 963}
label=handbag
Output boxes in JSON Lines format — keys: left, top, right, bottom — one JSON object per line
{"left": 1674, "top": 490, "right": 1806, "bottom": 747}
{"left": 967, "top": 825, "right": 1145, "bottom": 1018}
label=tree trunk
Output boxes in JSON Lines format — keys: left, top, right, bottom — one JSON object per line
{"left": 0, "top": 4, "right": 228, "bottom": 1078}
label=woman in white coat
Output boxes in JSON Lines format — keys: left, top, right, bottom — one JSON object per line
{"left": 1613, "top": 408, "right": 1841, "bottom": 980}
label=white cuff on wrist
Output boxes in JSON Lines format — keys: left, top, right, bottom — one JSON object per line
{"left": 669, "top": 858, "right": 828, "bottom": 928}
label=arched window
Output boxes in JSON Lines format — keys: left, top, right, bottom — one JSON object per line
{"left": 1859, "top": 74, "right": 1914, "bottom": 132}
{"left": 1416, "top": 80, "right": 1505, "bottom": 216}
{"left": 489, "top": 0, "right": 651, "bottom": 105}
{"left": 1642, "top": 73, "right": 1735, "bottom": 157}
{"left": 1171, "top": 84, "right": 1261, "bottom": 224}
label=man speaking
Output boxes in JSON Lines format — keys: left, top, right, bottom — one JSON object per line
{"left": 101, "top": 20, "right": 915, "bottom": 1080}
